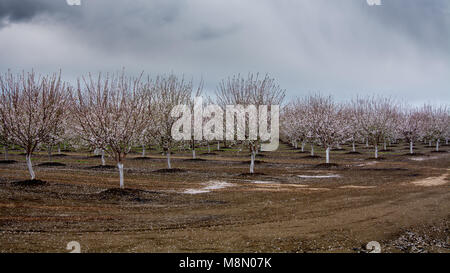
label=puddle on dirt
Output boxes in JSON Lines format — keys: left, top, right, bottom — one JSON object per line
{"left": 339, "top": 185, "right": 376, "bottom": 189}
{"left": 297, "top": 174, "right": 340, "bottom": 179}
{"left": 409, "top": 157, "right": 437, "bottom": 161}
{"left": 250, "top": 180, "right": 277, "bottom": 184}
{"left": 183, "top": 181, "right": 235, "bottom": 194}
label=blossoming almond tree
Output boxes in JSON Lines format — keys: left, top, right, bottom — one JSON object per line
{"left": 0, "top": 71, "right": 68, "bottom": 180}
{"left": 341, "top": 104, "right": 363, "bottom": 153}
{"left": 149, "top": 74, "right": 193, "bottom": 169}
{"left": 71, "top": 72, "right": 151, "bottom": 188}
{"left": 281, "top": 99, "right": 310, "bottom": 152}
{"left": 305, "top": 95, "right": 348, "bottom": 164}
{"left": 216, "top": 73, "right": 284, "bottom": 174}
{"left": 188, "top": 82, "right": 203, "bottom": 160}
{"left": 399, "top": 107, "right": 426, "bottom": 154}
{"left": 353, "top": 97, "right": 398, "bottom": 159}
{"left": 423, "top": 105, "right": 449, "bottom": 152}
{"left": 0, "top": 120, "right": 10, "bottom": 160}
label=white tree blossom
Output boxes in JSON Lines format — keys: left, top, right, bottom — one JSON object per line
{"left": 149, "top": 74, "right": 193, "bottom": 169}
{"left": 0, "top": 71, "right": 68, "bottom": 180}
{"left": 216, "top": 73, "right": 284, "bottom": 174}
{"left": 353, "top": 97, "right": 398, "bottom": 159}
{"left": 71, "top": 72, "right": 151, "bottom": 188}
{"left": 305, "top": 95, "right": 349, "bottom": 164}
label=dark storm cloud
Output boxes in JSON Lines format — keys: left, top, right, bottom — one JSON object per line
{"left": 0, "top": 0, "right": 79, "bottom": 25}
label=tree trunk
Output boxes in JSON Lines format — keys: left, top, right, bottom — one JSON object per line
{"left": 410, "top": 141, "right": 413, "bottom": 154}
{"left": 250, "top": 150, "right": 255, "bottom": 174}
{"left": 436, "top": 139, "right": 440, "bottom": 152}
{"left": 366, "top": 139, "right": 369, "bottom": 147}
{"left": 374, "top": 145, "right": 378, "bottom": 159}
{"left": 58, "top": 144, "right": 61, "bottom": 155}
{"left": 217, "top": 141, "right": 220, "bottom": 150}
{"left": 207, "top": 142, "right": 210, "bottom": 153}
{"left": 383, "top": 142, "right": 387, "bottom": 151}
{"left": 311, "top": 144, "right": 314, "bottom": 156}
{"left": 301, "top": 142, "right": 305, "bottom": 152}
{"left": 26, "top": 154, "right": 35, "bottom": 180}
{"left": 294, "top": 141, "right": 298, "bottom": 149}
{"left": 429, "top": 140, "right": 432, "bottom": 147}
{"left": 325, "top": 147, "right": 330, "bottom": 164}
{"left": 3, "top": 146, "right": 8, "bottom": 160}
{"left": 352, "top": 141, "right": 356, "bottom": 152}
{"left": 167, "top": 151, "right": 172, "bottom": 169}
{"left": 117, "top": 162, "right": 124, "bottom": 189}
{"left": 142, "top": 144, "right": 146, "bottom": 157}
{"left": 101, "top": 149, "right": 106, "bottom": 166}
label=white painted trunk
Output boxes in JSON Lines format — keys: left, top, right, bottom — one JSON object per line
{"left": 366, "top": 139, "right": 369, "bottom": 147}
{"left": 294, "top": 142, "right": 298, "bottom": 149}
{"left": 301, "top": 142, "right": 305, "bottom": 152}
{"left": 311, "top": 144, "right": 314, "bottom": 156}
{"left": 436, "top": 139, "right": 440, "bottom": 152}
{"left": 383, "top": 142, "right": 387, "bottom": 150}
{"left": 167, "top": 152, "right": 172, "bottom": 169}
{"left": 192, "top": 149, "right": 196, "bottom": 159}
{"left": 101, "top": 150, "right": 106, "bottom": 166}
{"left": 326, "top": 147, "right": 330, "bottom": 164}
{"left": 142, "top": 145, "right": 146, "bottom": 157}
{"left": 58, "top": 145, "right": 61, "bottom": 154}
{"left": 26, "top": 154, "right": 35, "bottom": 180}
{"left": 250, "top": 151, "right": 255, "bottom": 174}
{"left": 375, "top": 145, "right": 378, "bottom": 159}
{"left": 118, "top": 162, "right": 124, "bottom": 189}
{"left": 207, "top": 143, "right": 210, "bottom": 153}
{"left": 352, "top": 141, "right": 356, "bottom": 152}
{"left": 410, "top": 141, "right": 413, "bottom": 154}
{"left": 217, "top": 141, "right": 220, "bottom": 150}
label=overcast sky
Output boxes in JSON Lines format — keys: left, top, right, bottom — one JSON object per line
{"left": 0, "top": 0, "right": 448, "bottom": 104}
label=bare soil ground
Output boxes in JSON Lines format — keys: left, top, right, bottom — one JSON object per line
{"left": 0, "top": 143, "right": 449, "bottom": 253}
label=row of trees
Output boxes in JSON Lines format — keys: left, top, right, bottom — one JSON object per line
{"left": 0, "top": 71, "right": 285, "bottom": 188}
{"left": 0, "top": 70, "right": 449, "bottom": 188}
{"left": 281, "top": 95, "right": 449, "bottom": 163}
